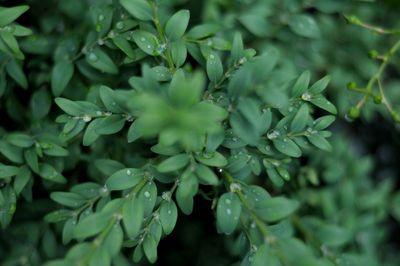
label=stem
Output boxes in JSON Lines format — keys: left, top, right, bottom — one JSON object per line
{"left": 291, "top": 215, "right": 339, "bottom": 266}
{"left": 377, "top": 78, "right": 394, "bottom": 113}
{"left": 222, "top": 171, "right": 272, "bottom": 240}
{"left": 356, "top": 39, "right": 400, "bottom": 109}
{"left": 209, "top": 60, "right": 244, "bottom": 93}
{"left": 79, "top": 177, "right": 149, "bottom": 264}
{"left": 344, "top": 15, "right": 400, "bottom": 35}
{"left": 150, "top": 0, "right": 175, "bottom": 71}
{"left": 136, "top": 179, "right": 179, "bottom": 244}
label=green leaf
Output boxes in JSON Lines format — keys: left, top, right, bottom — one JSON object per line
{"left": 0, "top": 140, "right": 23, "bottom": 163}
{"left": 50, "top": 192, "right": 87, "bottom": 208}
{"left": 44, "top": 210, "right": 71, "bottom": 223}
{"left": 195, "top": 151, "right": 227, "bottom": 167}
{"left": 143, "top": 235, "right": 157, "bottom": 263}
{"left": 95, "top": 159, "right": 125, "bottom": 176}
{"left": 55, "top": 98, "right": 82, "bottom": 116}
{"left": 13, "top": 166, "right": 31, "bottom": 194}
{"left": 157, "top": 154, "right": 190, "bottom": 173}
{"left": 313, "top": 115, "right": 335, "bottom": 131}
{"left": 83, "top": 118, "right": 102, "bottom": 146}
{"left": 6, "top": 133, "right": 34, "bottom": 148}
{"left": 291, "top": 104, "right": 309, "bottom": 132}
{"left": 178, "top": 171, "right": 198, "bottom": 198}
{"left": 317, "top": 224, "right": 351, "bottom": 247}
{"left": 103, "top": 223, "right": 123, "bottom": 256}
{"left": 5, "top": 59, "right": 27, "bottom": 89}
{"left": 24, "top": 149, "right": 39, "bottom": 173}
{"left": 105, "top": 168, "right": 143, "bottom": 191}
{"left": 13, "top": 25, "right": 32, "bottom": 37}
{"left": 39, "top": 164, "right": 66, "bottom": 184}
{"left": 217, "top": 192, "right": 241, "bottom": 234}
{"left": 95, "top": 115, "right": 126, "bottom": 135}
{"left": 112, "top": 35, "right": 135, "bottom": 58}
{"left": 137, "top": 181, "right": 157, "bottom": 217}
{"left": 175, "top": 186, "right": 193, "bottom": 215}
{"left": 231, "top": 32, "right": 244, "bottom": 63}
{"left": 238, "top": 14, "right": 269, "bottom": 37}
{"left": 288, "top": 14, "right": 321, "bottom": 39}
{"left": 170, "top": 40, "right": 187, "bottom": 67}
{"left": 255, "top": 197, "right": 299, "bottom": 222}
{"left": 62, "top": 218, "right": 75, "bottom": 244}
{"left": 1, "top": 31, "right": 24, "bottom": 59}
{"left": 310, "top": 95, "right": 337, "bottom": 114}
{"left": 206, "top": 52, "right": 223, "bottom": 83}
{"left": 307, "top": 133, "right": 332, "bottom": 151}
{"left": 131, "top": 30, "right": 160, "bottom": 56}
{"left": 89, "top": 247, "right": 111, "bottom": 266}
{"left": 165, "top": 10, "right": 190, "bottom": 41}
{"left": 186, "top": 24, "right": 220, "bottom": 39}
{"left": 152, "top": 66, "right": 172, "bottom": 82}
{"left": 51, "top": 61, "right": 74, "bottom": 96}
{"left": 127, "top": 120, "right": 142, "bottom": 143}
{"left": 0, "top": 164, "right": 19, "bottom": 178}
{"left": 252, "top": 244, "right": 280, "bottom": 266}
{"left": 273, "top": 137, "right": 302, "bottom": 158}
{"left": 292, "top": 71, "right": 310, "bottom": 97}
{"left": 99, "top": 85, "right": 125, "bottom": 113}
{"left": 195, "top": 164, "right": 219, "bottom": 185}
{"left": 168, "top": 70, "right": 204, "bottom": 108}
{"left": 159, "top": 200, "right": 178, "bottom": 235}
{"left": 122, "top": 197, "right": 144, "bottom": 239}
{"left": 0, "top": 5, "right": 29, "bottom": 27}
{"left": 86, "top": 48, "right": 118, "bottom": 74}
{"left": 309, "top": 76, "right": 330, "bottom": 94}
{"left": 133, "top": 246, "right": 143, "bottom": 263}
{"left": 243, "top": 185, "right": 270, "bottom": 208}
{"left": 73, "top": 212, "right": 112, "bottom": 239}
{"left": 42, "top": 143, "right": 69, "bottom": 157}
{"left": 119, "top": 0, "right": 152, "bottom": 21}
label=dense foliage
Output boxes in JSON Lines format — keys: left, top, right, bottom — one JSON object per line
{"left": 0, "top": 0, "right": 399, "bottom": 266}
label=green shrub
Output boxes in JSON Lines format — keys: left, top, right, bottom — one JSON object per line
{"left": 0, "top": 1, "right": 399, "bottom": 266}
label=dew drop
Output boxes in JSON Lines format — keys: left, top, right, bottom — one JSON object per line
{"left": 88, "top": 53, "right": 98, "bottom": 62}
{"left": 98, "top": 15, "right": 105, "bottom": 21}
{"left": 116, "top": 21, "right": 124, "bottom": 30}
{"left": 158, "top": 43, "right": 167, "bottom": 53}
{"left": 301, "top": 92, "right": 312, "bottom": 101}
{"left": 4, "top": 25, "right": 14, "bottom": 33}
{"left": 267, "top": 130, "right": 280, "bottom": 140}
{"left": 126, "top": 169, "right": 132, "bottom": 175}
{"left": 226, "top": 208, "right": 232, "bottom": 215}
{"left": 225, "top": 199, "right": 232, "bottom": 205}
{"left": 82, "top": 115, "right": 91, "bottom": 122}
{"left": 144, "top": 191, "right": 151, "bottom": 198}
{"left": 141, "top": 37, "right": 146, "bottom": 42}
{"left": 202, "top": 152, "right": 214, "bottom": 159}
{"left": 238, "top": 57, "right": 247, "bottom": 64}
